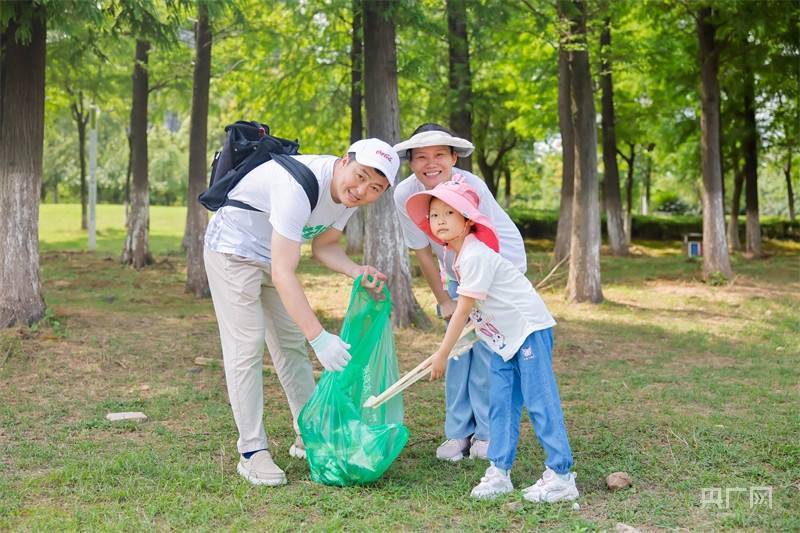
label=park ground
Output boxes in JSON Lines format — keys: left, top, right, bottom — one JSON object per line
{"left": 1, "top": 204, "right": 798, "bottom": 531}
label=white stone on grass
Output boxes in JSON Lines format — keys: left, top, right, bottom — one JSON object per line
{"left": 106, "top": 411, "right": 147, "bottom": 422}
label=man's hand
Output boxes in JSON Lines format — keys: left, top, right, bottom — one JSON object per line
{"left": 352, "top": 265, "right": 388, "bottom": 301}
{"left": 309, "top": 330, "right": 352, "bottom": 372}
{"left": 429, "top": 350, "right": 448, "bottom": 380}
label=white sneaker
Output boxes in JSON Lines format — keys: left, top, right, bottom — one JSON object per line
{"left": 522, "top": 467, "right": 579, "bottom": 503}
{"left": 289, "top": 435, "right": 306, "bottom": 459}
{"left": 436, "top": 437, "right": 471, "bottom": 462}
{"left": 468, "top": 437, "right": 489, "bottom": 460}
{"left": 470, "top": 465, "right": 514, "bottom": 499}
{"left": 237, "top": 450, "right": 287, "bottom": 486}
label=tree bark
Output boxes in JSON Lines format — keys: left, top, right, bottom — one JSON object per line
{"left": 363, "top": 0, "right": 428, "bottom": 328}
{"left": 121, "top": 39, "right": 153, "bottom": 268}
{"left": 0, "top": 8, "right": 47, "bottom": 327}
{"left": 184, "top": 3, "right": 211, "bottom": 297}
{"left": 345, "top": 0, "right": 364, "bottom": 255}
{"left": 553, "top": 28, "right": 574, "bottom": 264}
{"left": 742, "top": 67, "right": 762, "bottom": 257}
{"left": 599, "top": 18, "right": 628, "bottom": 256}
{"left": 566, "top": 0, "right": 603, "bottom": 303}
{"left": 446, "top": 0, "right": 473, "bottom": 172}
{"left": 697, "top": 8, "right": 732, "bottom": 280}
{"left": 728, "top": 158, "right": 744, "bottom": 251}
{"left": 786, "top": 150, "right": 795, "bottom": 221}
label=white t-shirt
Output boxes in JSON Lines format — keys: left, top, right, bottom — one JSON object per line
{"left": 455, "top": 235, "right": 556, "bottom": 360}
{"left": 204, "top": 155, "right": 356, "bottom": 264}
{"left": 393, "top": 169, "right": 527, "bottom": 280}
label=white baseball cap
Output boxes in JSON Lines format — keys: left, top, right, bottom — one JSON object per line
{"left": 347, "top": 138, "right": 400, "bottom": 187}
{"left": 393, "top": 130, "right": 475, "bottom": 160}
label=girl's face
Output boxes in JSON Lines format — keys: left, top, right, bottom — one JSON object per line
{"left": 409, "top": 145, "right": 459, "bottom": 190}
{"left": 429, "top": 198, "right": 471, "bottom": 243}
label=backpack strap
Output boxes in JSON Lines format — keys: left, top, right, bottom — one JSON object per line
{"left": 221, "top": 155, "right": 319, "bottom": 212}
{"left": 271, "top": 153, "right": 319, "bottom": 211}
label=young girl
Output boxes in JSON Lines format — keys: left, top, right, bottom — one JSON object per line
{"left": 405, "top": 177, "right": 579, "bottom": 502}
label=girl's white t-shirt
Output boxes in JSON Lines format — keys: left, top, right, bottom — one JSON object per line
{"left": 455, "top": 235, "right": 556, "bottom": 360}
{"left": 204, "top": 155, "right": 356, "bottom": 264}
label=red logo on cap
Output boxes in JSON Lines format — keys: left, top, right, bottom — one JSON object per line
{"left": 376, "top": 149, "right": 393, "bottom": 162}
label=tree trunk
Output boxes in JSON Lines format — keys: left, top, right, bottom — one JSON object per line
{"left": 553, "top": 29, "right": 574, "bottom": 264}
{"left": 599, "top": 18, "right": 627, "bottom": 256}
{"left": 728, "top": 159, "right": 744, "bottom": 251}
{"left": 697, "top": 8, "right": 732, "bottom": 280}
{"left": 345, "top": 0, "right": 365, "bottom": 255}
{"left": 0, "top": 9, "right": 47, "bottom": 327}
{"left": 184, "top": 3, "right": 211, "bottom": 297}
{"left": 122, "top": 40, "right": 153, "bottom": 268}
{"left": 71, "top": 92, "right": 89, "bottom": 230}
{"left": 642, "top": 144, "right": 653, "bottom": 215}
{"left": 503, "top": 164, "right": 511, "bottom": 209}
{"left": 446, "top": 0, "right": 473, "bottom": 172}
{"left": 742, "top": 68, "right": 762, "bottom": 257}
{"left": 566, "top": 0, "right": 603, "bottom": 303}
{"left": 622, "top": 144, "right": 635, "bottom": 245}
{"left": 786, "top": 150, "right": 795, "bottom": 221}
{"left": 363, "top": 0, "right": 428, "bottom": 328}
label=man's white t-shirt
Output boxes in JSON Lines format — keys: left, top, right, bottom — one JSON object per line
{"left": 393, "top": 169, "right": 527, "bottom": 280}
{"left": 204, "top": 155, "right": 356, "bottom": 264}
{"left": 455, "top": 235, "right": 556, "bottom": 360}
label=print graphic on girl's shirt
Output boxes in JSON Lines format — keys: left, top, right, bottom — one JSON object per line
{"left": 469, "top": 309, "right": 506, "bottom": 351}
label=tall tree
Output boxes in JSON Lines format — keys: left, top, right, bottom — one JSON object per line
{"left": 446, "top": 0, "right": 473, "bottom": 172}
{"left": 599, "top": 17, "right": 628, "bottom": 255}
{"left": 363, "top": 0, "right": 427, "bottom": 328}
{"left": 617, "top": 142, "right": 635, "bottom": 245}
{"left": 345, "top": 0, "right": 365, "bottom": 255}
{"left": 0, "top": 4, "right": 47, "bottom": 327}
{"left": 553, "top": 3, "right": 574, "bottom": 264}
{"left": 68, "top": 89, "right": 90, "bottom": 228}
{"left": 696, "top": 7, "right": 732, "bottom": 280}
{"left": 786, "top": 150, "right": 796, "bottom": 221}
{"left": 566, "top": 0, "right": 603, "bottom": 303}
{"left": 741, "top": 66, "right": 762, "bottom": 257}
{"left": 184, "top": 2, "right": 212, "bottom": 297}
{"left": 727, "top": 149, "right": 744, "bottom": 251}
{"left": 121, "top": 39, "right": 153, "bottom": 268}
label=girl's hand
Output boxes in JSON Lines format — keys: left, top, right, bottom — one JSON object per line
{"left": 429, "top": 350, "right": 448, "bottom": 381}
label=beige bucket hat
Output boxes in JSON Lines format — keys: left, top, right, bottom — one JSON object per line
{"left": 393, "top": 130, "right": 475, "bottom": 160}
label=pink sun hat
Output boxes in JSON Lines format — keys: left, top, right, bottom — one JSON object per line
{"left": 405, "top": 175, "right": 500, "bottom": 252}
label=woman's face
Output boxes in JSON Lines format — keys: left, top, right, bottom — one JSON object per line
{"left": 409, "top": 145, "right": 458, "bottom": 190}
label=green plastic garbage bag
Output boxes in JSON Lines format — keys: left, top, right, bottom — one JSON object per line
{"left": 299, "top": 276, "right": 409, "bottom": 486}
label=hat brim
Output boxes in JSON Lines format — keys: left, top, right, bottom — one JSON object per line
{"left": 393, "top": 131, "right": 475, "bottom": 160}
{"left": 405, "top": 191, "right": 500, "bottom": 253}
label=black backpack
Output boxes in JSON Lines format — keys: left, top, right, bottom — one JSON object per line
{"left": 198, "top": 121, "right": 319, "bottom": 212}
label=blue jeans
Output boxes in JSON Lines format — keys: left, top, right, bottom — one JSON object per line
{"left": 487, "top": 328, "right": 574, "bottom": 474}
{"left": 444, "top": 281, "right": 491, "bottom": 441}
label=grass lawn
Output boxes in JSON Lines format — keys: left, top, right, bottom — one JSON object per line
{"left": 1, "top": 203, "right": 798, "bottom": 530}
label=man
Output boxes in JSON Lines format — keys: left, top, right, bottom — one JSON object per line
{"left": 204, "top": 138, "right": 399, "bottom": 486}
{"left": 393, "top": 124, "right": 527, "bottom": 462}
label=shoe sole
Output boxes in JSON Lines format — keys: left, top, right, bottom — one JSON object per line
{"left": 523, "top": 487, "right": 579, "bottom": 503}
{"left": 289, "top": 445, "right": 306, "bottom": 460}
{"left": 237, "top": 463, "right": 287, "bottom": 486}
{"left": 470, "top": 487, "right": 513, "bottom": 500}
{"left": 437, "top": 452, "right": 465, "bottom": 462}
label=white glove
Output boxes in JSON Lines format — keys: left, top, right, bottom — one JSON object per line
{"left": 309, "top": 330, "right": 352, "bottom": 372}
